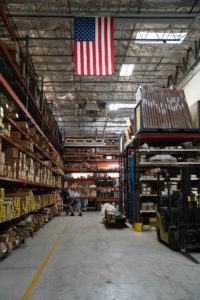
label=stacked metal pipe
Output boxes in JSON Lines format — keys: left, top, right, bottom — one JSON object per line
{"left": 136, "top": 85, "right": 194, "bottom": 129}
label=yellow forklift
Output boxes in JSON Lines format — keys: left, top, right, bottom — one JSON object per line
{"left": 156, "top": 168, "right": 200, "bottom": 263}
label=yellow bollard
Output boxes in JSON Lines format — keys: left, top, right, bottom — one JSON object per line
{"left": 135, "top": 222, "right": 143, "bottom": 232}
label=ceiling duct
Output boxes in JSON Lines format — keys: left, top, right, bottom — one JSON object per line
{"left": 85, "top": 103, "right": 99, "bottom": 116}
{"left": 85, "top": 102, "right": 105, "bottom": 116}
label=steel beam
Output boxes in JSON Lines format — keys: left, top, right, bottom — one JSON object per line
{"left": 16, "top": 36, "right": 182, "bottom": 43}
{"left": 33, "top": 61, "right": 180, "bottom": 66}
{"left": 32, "top": 69, "right": 176, "bottom": 73}
{"left": 56, "top": 121, "right": 127, "bottom": 123}
{"left": 5, "top": 12, "right": 200, "bottom": 24}
{"left": 44, "top": 91, "right": 136, "bottom": 94}
{"left": 42, "top": 79, "right": 168, "bottom": 85}
{"left": 30, "top": 54, "right": 180, "bottom": 59}
{"left": 60, "top": 125, "right": 127, "bottom": 128}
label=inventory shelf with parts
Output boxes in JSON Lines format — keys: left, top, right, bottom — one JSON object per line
{"left": 64, "top": 136, "right": 120, "bottom": 210}
{"left": 120, "top": 131, "right": 200, "bottom": 231}
{"left": 0, "top": 73, "right": 64, "bottom": 225}
{"left": 0, "top": 7, "right": 64, "bottom": 244}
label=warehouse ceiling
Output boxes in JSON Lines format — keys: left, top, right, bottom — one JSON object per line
{"left": 1, "top": 0, "right": 200, "bottom": 137}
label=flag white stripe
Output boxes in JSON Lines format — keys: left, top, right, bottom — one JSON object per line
{"left": 89, "top": 42, "right": 93, "bottom": 75}
{"left": 77, "top": 42, "right": 81, "bottom": 75}
{"left": 101, "top": 17, "right": 105, "bottom": 75}
{"left": 95, "top": 17, "right": 99, "bottom": 75}
{"left": 83, "top": 42, "right": 87, "bottom": 75}
{"left": 107, "top": 17, "right": 112, "bottom": 75}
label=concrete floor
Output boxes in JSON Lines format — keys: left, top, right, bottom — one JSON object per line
{"left": 0, "top": 213, "right": 200, "bottom": 300}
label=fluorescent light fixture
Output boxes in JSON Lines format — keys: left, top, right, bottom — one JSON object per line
{"left": 135, "top": 31, "right": 187, "bottom": 44}
{"left": 120, "top": 64, "right": 135, "bottom": 76}
{"left": 109, "top": 103, "right": 136, "bottom": 111}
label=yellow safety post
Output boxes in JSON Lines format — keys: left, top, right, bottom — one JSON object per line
{"left": 135, "top": 222, "right": 143, "bottom": 232}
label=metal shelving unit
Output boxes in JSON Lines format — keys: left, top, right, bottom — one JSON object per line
{"left": 64, "top": 136, "right": 120, "bottom": 210}
{"left": 0, "top": 10, "right": 64, "bottom": 226}
{"left": 120, "top": 131, "right": 200, "bottom": 226}
{"left": 0, "top": 6, "right": 63, "bottom": 152}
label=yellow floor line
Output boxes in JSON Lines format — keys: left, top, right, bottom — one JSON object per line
{"left": 62, "top": 218, "right": 72, "bottom": 233}
{"left": 21, "top": 218, "right": 72, "bottom": 300}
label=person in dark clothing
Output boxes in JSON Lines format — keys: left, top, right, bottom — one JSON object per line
{"left": 65, "top": 194, "right": 82, "bottom": 216}
{"left": 60, "top": 190, "right": 70, "bottom": 214}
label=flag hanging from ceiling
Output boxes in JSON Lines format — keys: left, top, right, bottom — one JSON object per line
{"left": 74, "top": 17, "right": 114, "bottom": 75}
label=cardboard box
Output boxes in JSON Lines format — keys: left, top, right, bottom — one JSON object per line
{"left": 5, "top": 148, "right": 18, "bottom": 159}
{"left": 6, "top": 158, "right": 17, "bottom": 169}
{"left": 10, "top": 131, "right": 21, "bottom": 141}
{"left": 0, "top": 152, "right": 5, "bottom": 164}
{"left": 125, "top": 128, "right": 131, "bottom": 140}
{"left": 18, "top": 140, "right": 31, "bottom": 152}
{"left": 15, "top": 121, "right": 29, "bottom": 132}
{"left": 0, "top": 163, "right": 5, "bottom": 176}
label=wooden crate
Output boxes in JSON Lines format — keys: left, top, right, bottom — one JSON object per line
{"left": 105, "top": 210, "right": 116, "bottom": 224}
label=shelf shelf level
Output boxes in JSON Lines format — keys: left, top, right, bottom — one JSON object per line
{"left": 66, "top": 187, "right": 119, "bottom": 190}
{"left": 0, "top": 176, "right": 59, "bottom": 188}
{"left": 97, "top": 199, "right": 120, "bottom": 202}
{"left": 64, "top": 169, "right": 119, "bottom": 173}
{"left": 64, "top": 152, "right": 119, "bottom": 156}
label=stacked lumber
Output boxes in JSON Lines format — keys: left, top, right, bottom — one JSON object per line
{"left": 136, "top": 85, "right": 194, "bottom": 129}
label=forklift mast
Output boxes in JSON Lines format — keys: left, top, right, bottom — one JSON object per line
{"left": 156, "top": 167, "right": 200, "bottom": 263}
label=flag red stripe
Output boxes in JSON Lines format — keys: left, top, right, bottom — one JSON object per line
{"left": 98, "top": 17, "right": 102, "bottom": 75}
{"left": 80, "top": 42, "right": 84, "bottom": 75}
{"left": 110, "top": 16, "right": 114, "bottom": 74}
{"left": 104, "top": 17, "right": 108, "bottom": 75}
{"left": 86, "top": 42, "right": 90, "bottom": 75}
{"left": 74, "top": 41, "right": 77, "bottom": 74}
{"left": 74, "top": 17, "right": 114, "bottom": 75}
{"left": 93, "top": 41, "right": 96, "bottom": 75}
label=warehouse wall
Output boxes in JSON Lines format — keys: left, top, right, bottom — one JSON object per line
{"left": 177, "top": 63, "right": 200, "bottom": 107}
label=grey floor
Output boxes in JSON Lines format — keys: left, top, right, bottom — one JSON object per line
{"left": 0, "top": 212, "right": 200, "bottom": 300}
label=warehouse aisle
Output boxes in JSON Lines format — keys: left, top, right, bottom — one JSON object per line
{"left": 1, "top": 213, "right": 200, "bottom": 300}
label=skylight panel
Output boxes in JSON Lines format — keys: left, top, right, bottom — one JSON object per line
{"left": 135, "top": 31, "right": 187, "bottom": 44}
{"left": 109, "top": 103, "right": 136, "bottom": 110}
{"left": 120, "top": 64, "right": 135, "bottom": 76}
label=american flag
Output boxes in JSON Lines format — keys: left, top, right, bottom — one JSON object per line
{"left": 74, "top": 17, "right": 114, "bottom": 75}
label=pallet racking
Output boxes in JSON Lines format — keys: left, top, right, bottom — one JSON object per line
{"left": 0, "top": 5, "right": 62, "bottom": 151}
{"left": 120, "top": 131, "right": 200, "bottom": 229}
{"left": 0, "top": 6, "right": 64, "bottom": 229}
{"left": 64, "top": 136, "right": 120, "bottom": 210}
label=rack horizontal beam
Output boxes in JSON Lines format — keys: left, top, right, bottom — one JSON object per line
{"left": 0, "top": 176, "right": 59, "bottom": 188}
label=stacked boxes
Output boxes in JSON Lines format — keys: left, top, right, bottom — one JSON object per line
{"left": 26, "top": 158, "right": 34, "bottom": 182}
{"left": 141, "top": 183, "right": 152, "bottom": 195}
{"left": 141, "top": 202, "right": 155, "bottom": 211}
{"left": 0, "top": 189, "right": 60, "bottom": 223}
{"left": 0, "top": 150, "right": 5, "bottom": 177}
{"left": 0, "top": 188, "right": 5, "bottom": 222}
{"left": 34, "top": 162, "right": 41, "bottom": 183}
{"left": 10, "top": 131, "right": 22, "bottom": 142}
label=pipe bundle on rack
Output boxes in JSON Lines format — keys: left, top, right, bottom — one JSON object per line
{"left": 136, "top": 85, "right": 194, "bottom": 129}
